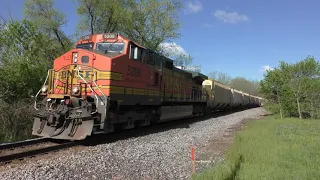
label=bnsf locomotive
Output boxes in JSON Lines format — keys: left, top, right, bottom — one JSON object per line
{"left": 33, "top": 33, "right": 263, "bottom": 140}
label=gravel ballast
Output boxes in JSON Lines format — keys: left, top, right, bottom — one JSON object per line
{"left": 0, "top": 107, "right": 268, "bottom": 180}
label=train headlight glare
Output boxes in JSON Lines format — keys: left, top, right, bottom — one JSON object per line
{"left": 41, "top": 85, "right": 48, "bottom": 93}
{"left": 72, "top": 86, "right": 79, "bottom": 94}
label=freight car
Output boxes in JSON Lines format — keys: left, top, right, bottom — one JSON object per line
{"left": 32, "top": 33, "right": 263, "bottom": 140}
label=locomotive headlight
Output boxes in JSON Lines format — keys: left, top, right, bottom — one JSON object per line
{"left": 72, "top": 86, "right": 80, "bottom": 94}
{"left": 41, "top": 85, "right": 48, "bottom": 93}
{"left": 73, "top": 52, "right": 78, "bottom": 63}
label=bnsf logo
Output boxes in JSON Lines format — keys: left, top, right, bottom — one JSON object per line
{"left": 61, "top": 71, "right": 91, "bottom": 79}
{"left": 127, "top": 66, "right": 141, "bottom": 77}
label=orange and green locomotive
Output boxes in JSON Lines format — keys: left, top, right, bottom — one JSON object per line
{"left": 33, "top": 33, "right": 208, "bottom": 140}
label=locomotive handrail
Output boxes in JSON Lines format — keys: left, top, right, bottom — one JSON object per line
{"left": 74, "top": 69, "right": 100, "bottom": 111}
{"left": 92, "top": 72, "right": 107, "bottom": 106}
{"left": 50, "top": 71, "right": 59, "bottom": 94}
{"left": 34, "top": 70, "right": 51, "bottom": 110}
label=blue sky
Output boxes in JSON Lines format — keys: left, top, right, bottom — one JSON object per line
{"left": 1, "top": 0, "right": 320, "bottom": 80}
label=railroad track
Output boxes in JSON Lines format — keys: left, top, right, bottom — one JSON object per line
{"left": 0, "top": 138, "right": 77, "bottom": 165}
{"left": 0, "top": 108, "right": 254, "bottom": 166}
{"left": 0, "top": 138, "right": 49, "bottom": 151}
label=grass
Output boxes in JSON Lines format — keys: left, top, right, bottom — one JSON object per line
{"left": 192, "top": 116, "right": 320, "bottom": 180}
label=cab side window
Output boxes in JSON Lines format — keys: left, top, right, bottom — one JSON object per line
{"left": 130, "top": 44, "right": 140, "bottom": 61}
{"left": 141, "top": 49, "right": 148, "bottom": 63}
{"left": 130, "top": 43, "right": 153, "bottom": 65}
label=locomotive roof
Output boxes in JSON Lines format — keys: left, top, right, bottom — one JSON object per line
{"left": 185, "top": 71, "right": 208, "bottom": 81}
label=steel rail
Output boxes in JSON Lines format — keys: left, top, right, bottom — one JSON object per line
{"left": 0, "top": 141, "right": 76, "bottom": 164}
{"left": 0, "top": 138, "right": 50, "bottom": 151}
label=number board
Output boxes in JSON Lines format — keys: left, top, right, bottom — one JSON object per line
{"left": 127, "top": 66, "right": 141, "bottom": 77}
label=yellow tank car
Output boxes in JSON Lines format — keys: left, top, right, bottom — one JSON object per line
{"left": 231, "top": 89, "right": 243, "bottom": 107}
{"left": 202, "top": 79, "right": 233, "bottom": 111}
{"left": 242, "top": 92, "right": 250, "bottom": 107}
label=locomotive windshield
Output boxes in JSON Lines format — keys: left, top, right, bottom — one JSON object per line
{"left": 76, "top": 42, "right": 94, "bottom": 50}
{"left": 96, "top": 42, "right": 125, "bottom": 54}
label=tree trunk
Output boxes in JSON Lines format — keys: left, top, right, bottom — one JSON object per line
{"left": 276, "top": 89, "right": 283, "bottom": 119}
{"left": 53, "top": 29, "right": 65, "bottom": 50}
{"left": 296, "top": 98, "right": 302, "bottom": 119}
{"left": 314, "top": 95, "right": 320, "bottom": 119}
{"left": 90, "top": 14, "right": 94, "bottom": 34}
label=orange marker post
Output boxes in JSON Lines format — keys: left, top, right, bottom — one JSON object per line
{"left": 191, "top": 145, "right": 196, "bottom": 174}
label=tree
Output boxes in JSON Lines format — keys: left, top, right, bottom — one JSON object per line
{"left": 124, "top": 0, "right": 183, "bottom": 51}
{"left": 23, "top": 0, "right": 73, "bottom": 51}
{"left": 173, "top": 54, "right": 192, "bottom": 67}
{"left": 280, "top": 57, "right": 320, "bottom": 119}
{"left": 76, "top": 0, "right": 183, "bottom": 52}
{"left": 208, "top": 71, "right": 232, "bottom": 85}
{"left": 76, "top": 0, "right": 130, "bottom": 36}
{"left": 259, "top": 68, "right": 287, "bottom": 119}
{"left": 304, "top": 79, "right": 320, "bottom": 119}
{"left": 0, "top": 19, "right": 62, "bottom": 102}
{"left": 158, "top": 42, "right": 200, "bottom": 71}
{"left": 230, "top": 77, "right": 260, "bottom": 96}
{"left": 0, "top": 19, "right": 66, "bottom": 142}
{"left": 259, "top": 56, "right": 320, "bottom": 119}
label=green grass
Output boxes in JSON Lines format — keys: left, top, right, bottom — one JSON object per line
{"left": 192, "top": 116, "right": 320, "bottom": 180}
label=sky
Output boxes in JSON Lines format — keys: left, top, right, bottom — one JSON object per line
{"left": 1, "top": 0, "right": 320, "bottom": 81}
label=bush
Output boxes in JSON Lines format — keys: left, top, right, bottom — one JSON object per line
{"left": 259, "top": 57, "right": 320, "bottom": 119}
{"left": 0, "top": 99, "right": 35, "bottom": 143}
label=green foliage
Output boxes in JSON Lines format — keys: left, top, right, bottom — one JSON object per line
{"left": 259, "top": 56, "right": 320, "bottom": 119}
{"left": 123, "top": 0, "right": 183, "bottom": 51}
{"left": 76, "top": 0, "right": 182, "bottom": 52}
{"left": 0, "top": 19, "right": 67, "bottom": 143}
{"left": 24, "top": 0, "right": 73, "bottom": 51}
{"left": 193, "top": 116, "right": 320, "bottom": 180}
{"left": 0, "top": 19, "right": 62, "bottom": 103}
{"left": 76, "top": 0, "right": 130, "bottom": 36}
{"left": 76, "top": 0, "right": 200, "bottom": 71}
{"left": 76, "top": 0, "right": 190, "bottom": 69}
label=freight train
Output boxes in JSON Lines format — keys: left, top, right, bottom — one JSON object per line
{"left": 32, "top": 33, "right": 264, "bottom": 140}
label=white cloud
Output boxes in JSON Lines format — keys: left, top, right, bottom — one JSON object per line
{"left": 159, "top": 42, "right": 189, "bottom": 58}
{"left": 261, "top": 65, "right": 274, "bottom": 72}
{"left": 185, "top": 1, "right": 202, "bottom": 13}
{"left": 214, "top": 10, "right": 249, "bottom": 24}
